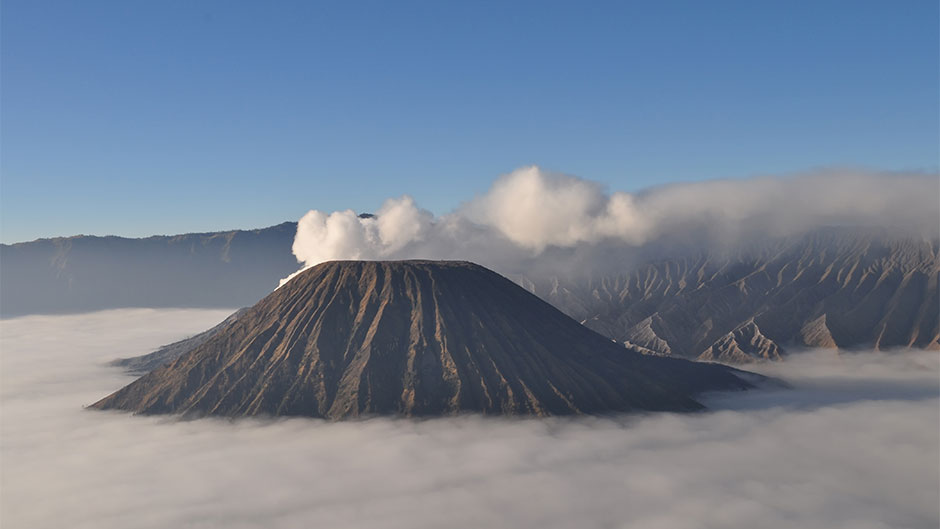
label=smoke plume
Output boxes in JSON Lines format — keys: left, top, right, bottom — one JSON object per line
{"left": 282, "top": 167, "right": 939, "bottom": 285}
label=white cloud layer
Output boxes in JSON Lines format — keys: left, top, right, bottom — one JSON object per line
{"left": 2, "top": 310, "right": 938, "bottom": 529}
{"left": 282, "top": 167, "right": 940, "bottom": 285}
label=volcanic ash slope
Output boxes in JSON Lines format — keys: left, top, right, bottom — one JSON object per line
{"left": 92, "top": 261, "right": 759, "bottom": 418}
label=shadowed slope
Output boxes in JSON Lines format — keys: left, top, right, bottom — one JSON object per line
{"left": 0, "top": 222, "right": 297, "bottom": 317}
{"left": 92, "top": 261, "right": 757, "bottom": 418}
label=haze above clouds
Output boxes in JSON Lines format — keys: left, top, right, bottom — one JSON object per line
{"left": 283, "top": 167, "right": 940, "bottom": 285}
{"left": 2, "top": 309, "right": 937, "bottom": 529}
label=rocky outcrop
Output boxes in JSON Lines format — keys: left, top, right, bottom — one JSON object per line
{"left": 622, "top": 315, "right": 674, "bottom": 356}
{"left": 799, "top": 315, "right": 837, "bottom": 349}
{"left": 698, "top": 320, "right": 783, "bottom": 363}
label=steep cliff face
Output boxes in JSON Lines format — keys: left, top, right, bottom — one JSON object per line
{"left": 92, "top": 261, "right": 757, "bottom": 418}
{"left": 530, "top": 229, "right": 940, "bottom": 361}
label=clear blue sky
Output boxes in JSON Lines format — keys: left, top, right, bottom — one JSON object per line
{"left": 2, "top": 0, "right": 937, "bottom": 243}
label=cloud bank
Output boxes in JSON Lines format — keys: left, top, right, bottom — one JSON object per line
{"left": 2, "top": 309, "right": 938, "bottom": 529}
{"left": 282, "top": 167, "right": 940, "bottom": 285}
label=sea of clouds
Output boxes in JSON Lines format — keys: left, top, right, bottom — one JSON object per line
{"left": 2, "top": 309, "right": 937, "bottom": 529}
{"left": 281, "top": 167, "right": 939, "bottom": 285}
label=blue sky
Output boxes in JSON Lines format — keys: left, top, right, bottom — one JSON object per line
{"left": 2, "top": 0, "right": 937, "bottom": 243}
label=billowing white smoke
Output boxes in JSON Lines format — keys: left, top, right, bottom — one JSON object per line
{"left": 461, "top": 166, "right": 649, "bottom": 250}
{"left": 282, "top": 166, "right": 939, "bottom": 285}
{"left": 280, "top": 196, "right": 437, "bottom": 285}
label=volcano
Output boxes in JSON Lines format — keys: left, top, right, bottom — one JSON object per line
{"left": 92, "top": 261, "right": 759, "bottom": 418}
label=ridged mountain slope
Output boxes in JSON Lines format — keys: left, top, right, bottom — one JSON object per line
{"left": 92, "top": 261, "right": 757, "bottom": 418}
{"left": 531, "top": 229, "right": 939, "bottom": 361}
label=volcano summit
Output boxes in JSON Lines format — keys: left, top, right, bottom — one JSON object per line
{"left": 93, "top": 261, "right": 760, "bottom": 418}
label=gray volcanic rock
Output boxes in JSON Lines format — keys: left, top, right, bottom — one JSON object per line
{"left": 92, "top": 261, "right": 758, "bottom": 418}
{"left": 531, "top": 229, "right": 940, "bottom": 361}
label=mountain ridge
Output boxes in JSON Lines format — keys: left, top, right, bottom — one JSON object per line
{"left": 529, "top": 229, "right": 939, "bottom": 361}
{"left": 5, "top": 223, "right": 937, "bottom": 363}
{"left": 0, "top": 222, "right": 298, "bottom": 317}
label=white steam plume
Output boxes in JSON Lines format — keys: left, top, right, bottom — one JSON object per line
{"left": 282, "top": 166, "right": 939, "bottom": 285}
